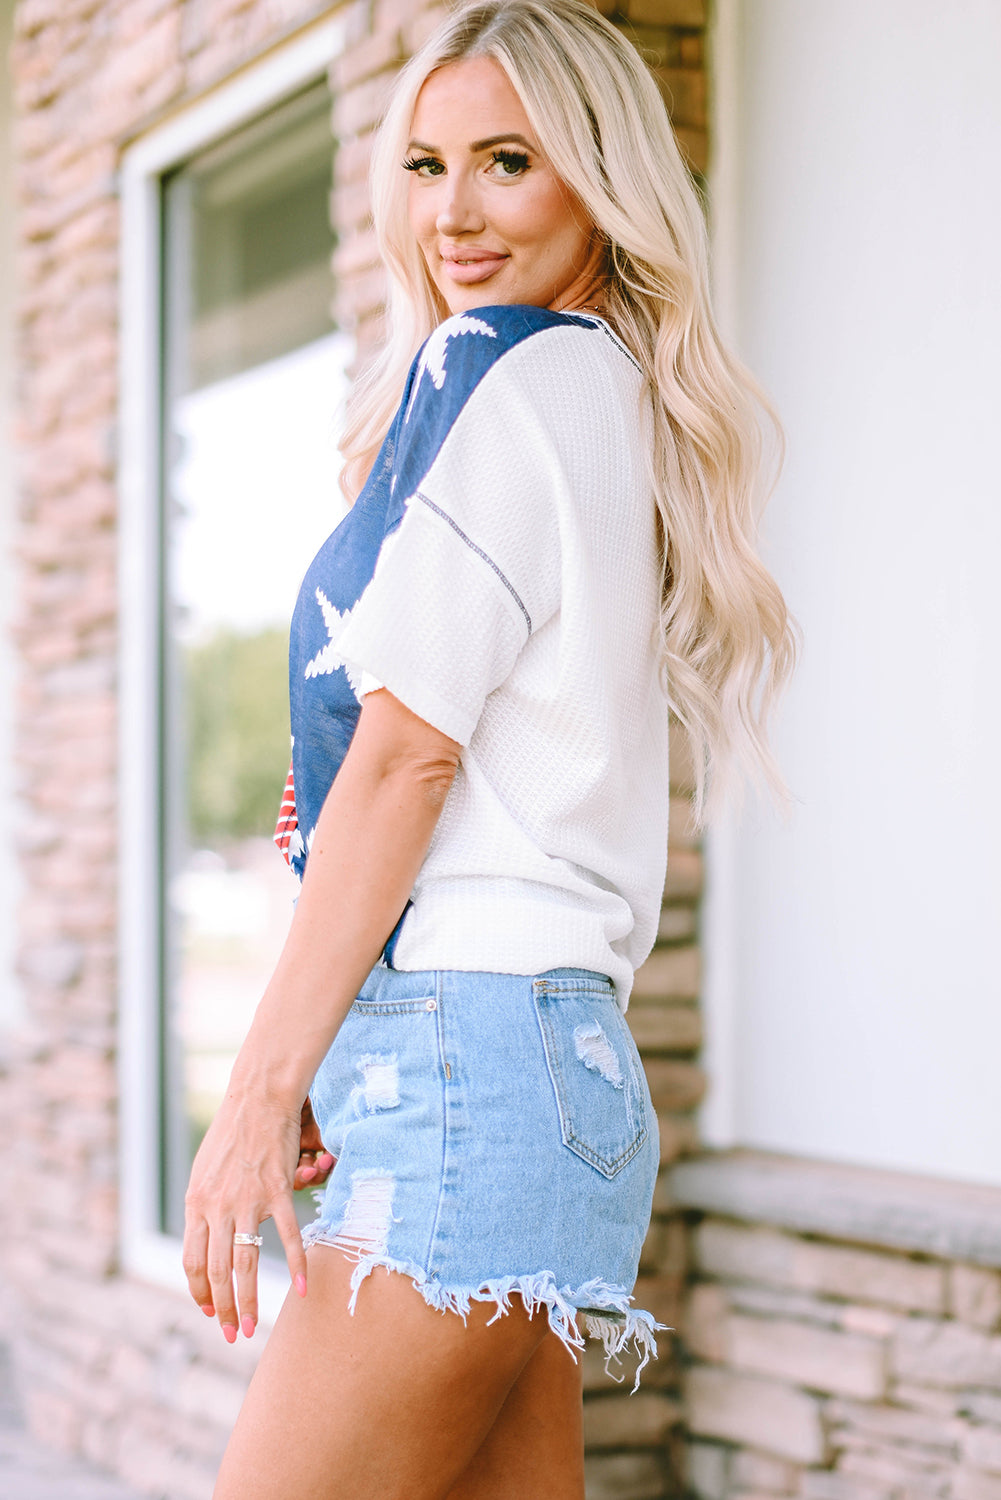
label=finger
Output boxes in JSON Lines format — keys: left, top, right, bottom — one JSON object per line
{"left": 233, "top": 1229, "right": 261, "bottom": 1338}
{"left": 299, "top": 1099, "right": 325, "bottom": 1154}
{"left": 181, "top": 1211, "right": 215, "bottom": 1315}
{"left": 273, "top": 1193, "right": 308, "bottom": 1298}
{"left": 306, "top": 1152, "right": 335, "bottom": 1189}
{"left": 294, "top": 1144, "right": 326, "bottom": 1191}
{"left": 207, "top": 1222, "right": 239, "bottom": 1342}
{"left": 294, "top": 1156, "right": 319, "bottom": 1190}
{"left": 294, "top": 1147, "right": 335, "bottom": 1191}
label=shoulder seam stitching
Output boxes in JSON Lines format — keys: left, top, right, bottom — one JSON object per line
{"left": 414, "top": 490, "right": 533, "bottom": 636}
{"left": 484, "top": 313, "right": 644, "bottom": 377}
{"left": 562, "top": 313, "right": 643, "bottom": 375}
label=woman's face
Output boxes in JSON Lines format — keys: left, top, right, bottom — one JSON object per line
{"left": 405, "top": 56, "right": 605, "bottom": 316}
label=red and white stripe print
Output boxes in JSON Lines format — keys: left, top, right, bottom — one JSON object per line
{"left": 273, "top": 760, "right": 298, "bottom": 867}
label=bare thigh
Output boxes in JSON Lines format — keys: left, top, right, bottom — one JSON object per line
{"left": 444, "top": 1330, "right": 584, "bottom": 1500}
{"left": 212, "top": 1247, "right": 582, "bottom": 1500}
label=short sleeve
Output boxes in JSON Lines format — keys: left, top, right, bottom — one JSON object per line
{"left": 336, "top": 335, "right": 564, "bottom": 744}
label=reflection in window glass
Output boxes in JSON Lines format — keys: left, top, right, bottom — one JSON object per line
{"left": 159, "top": 85, "right": 353, "bottom": 1243}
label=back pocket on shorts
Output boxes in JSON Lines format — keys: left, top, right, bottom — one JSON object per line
{"left": 532, "top": 983, "right": 649, "bottom": 1179}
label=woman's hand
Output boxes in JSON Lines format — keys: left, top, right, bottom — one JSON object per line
{"left": 293, "top": 1095, "right": 335, "bottom": 1192}
{"left": 182, "top": 1085, "right": 307, "bottom": 1342}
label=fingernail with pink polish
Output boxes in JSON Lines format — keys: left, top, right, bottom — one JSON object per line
{"left": 222, "top": 1324, "right": 238, "bottom": 1344}
{"left": 295, "top": 1274, "right": 307, "bottom": 1297}
{"left": 241, "top": 1316, "right": 256, "bottom": 1339}
{"left": 200, "top": 1304, "right": 215, "bottom": 1317}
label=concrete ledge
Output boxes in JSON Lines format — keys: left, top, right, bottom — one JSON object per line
{"left": 668, "top": 1151, "right": 1001, "bottom": 1267}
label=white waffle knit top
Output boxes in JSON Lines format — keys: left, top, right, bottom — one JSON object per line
{"left": 335, "top": 305, "right": 671, "bottom": 1008}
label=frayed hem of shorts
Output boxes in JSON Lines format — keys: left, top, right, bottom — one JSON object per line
{"left": 301, "top": 1225, "right": 666, "bottom": 1392}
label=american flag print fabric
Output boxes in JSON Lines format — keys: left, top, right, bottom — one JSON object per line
{"left": 276, "top": 304, "right": 591, "bottom": 887}
{"left": 273, "top": 757, "right": 301, "bottom": 868}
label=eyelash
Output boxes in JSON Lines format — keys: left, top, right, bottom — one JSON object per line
{"left": 402, "top": 148, "right": 531, "bottom": 177}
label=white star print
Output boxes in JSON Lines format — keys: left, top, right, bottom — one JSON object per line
{"left": 405, "top": 314, "right": 497, "bottom": 423}
{"left": 304, "top": 587, "right": 366, "bottom": 700}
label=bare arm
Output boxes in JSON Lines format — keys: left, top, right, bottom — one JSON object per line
{"left": 182, "top": 688, "right": 461, "bottom": 1339}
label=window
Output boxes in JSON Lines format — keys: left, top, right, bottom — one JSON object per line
{"left": 118, "top": 20, "right": 350, "bottom": 1298}
{"left": 158, "top": 83, "right": 351, "bottom": 1242}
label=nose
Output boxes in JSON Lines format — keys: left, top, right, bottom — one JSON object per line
{"left": 435, "top": 171, "right": 485, "bottom": 238}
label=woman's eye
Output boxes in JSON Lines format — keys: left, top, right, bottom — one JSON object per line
{"left": 402, "top": 149, "right": 530, "bottom": 179}
{"left": 489, "top": 149, "right": 530, "bottom": 177}
{"left": 402, "top": 155, "right": 445, "bottom": 177}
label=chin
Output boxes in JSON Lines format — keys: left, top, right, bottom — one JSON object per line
{"left": 442, "top": 292, "right": 496, "bottom": 315}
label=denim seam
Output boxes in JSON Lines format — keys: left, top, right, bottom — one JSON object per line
{"left": 535, "top": 978, "right": 615, "bottom": 997}
{"left": 351, "top": 1000, "right": 435, "bottom": 1015}
{"left": 424, "top": 970, "right": 450, "bottom": 1275}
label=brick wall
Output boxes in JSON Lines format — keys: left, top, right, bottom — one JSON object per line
{"left": 1, "top": 0, "right": 709, "bottom": 1495}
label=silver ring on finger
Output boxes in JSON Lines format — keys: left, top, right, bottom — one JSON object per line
{"left": 233, "top": 1232, "right": 264, "bottom": 1247}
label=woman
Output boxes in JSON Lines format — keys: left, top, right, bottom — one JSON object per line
{"left": 183, "top": 3, "right": 795, "bottom": 1496}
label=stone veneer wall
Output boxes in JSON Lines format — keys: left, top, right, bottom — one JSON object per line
{"left": 673, "top": 1158, "right": 1001, "bottom": 1500}
{"left": 0, "top": 1, "right": 709, "bottom": 1496}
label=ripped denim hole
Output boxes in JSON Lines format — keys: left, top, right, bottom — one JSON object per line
{"left": 350, "top": 1053, "right": 400, "bottom": 1114}
{"left": 327, "top": 1170, "right": 396, "bottom": 1262}
{"left": 573, "top": 1021, "right": 624, "bottom": 1088}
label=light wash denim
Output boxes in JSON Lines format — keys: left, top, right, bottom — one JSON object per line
{"left": 305, "top": 966, "right": 663, "bottom": 1386}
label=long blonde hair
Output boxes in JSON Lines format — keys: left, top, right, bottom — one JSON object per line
{"left": 340, "top": 0, "right": 797, "bottom": 821}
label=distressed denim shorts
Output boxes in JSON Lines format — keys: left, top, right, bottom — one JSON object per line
{"left": 304, "top": 966, "right": 663, "bottom": 1384}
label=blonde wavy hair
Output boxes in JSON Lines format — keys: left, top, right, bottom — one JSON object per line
{"left": 339, "top": 0, "right": 797, "bottom": 821}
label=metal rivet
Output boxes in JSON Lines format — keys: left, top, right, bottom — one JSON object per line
{"left": 425, "top": 998, "right": 437, "bottom": 1011}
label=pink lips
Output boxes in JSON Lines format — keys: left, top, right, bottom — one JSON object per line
{"left": 441, "top": 248, "right": 508, "bottom": 285}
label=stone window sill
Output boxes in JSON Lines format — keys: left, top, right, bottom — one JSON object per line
{"left": 668, "top": 1150, "right": 1001, "bottom": 1267}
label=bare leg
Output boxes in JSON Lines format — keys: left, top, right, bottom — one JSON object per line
{"left": 212, "top": 1247, "right": 565, "bottom": 1500}
{"left": 443, "top": 1329, "right": 585, "bottom": 1500}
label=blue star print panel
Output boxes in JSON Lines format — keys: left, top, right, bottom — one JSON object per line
{"left": 275, "top": 304, "right": 600, "bottom": 880}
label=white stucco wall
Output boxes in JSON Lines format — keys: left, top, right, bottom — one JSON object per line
{"left": 0, "top": 0, "right": 21, "bottom": 1029}
{"left": 704, "top": 0, "right": 1001, "bottom": 1184}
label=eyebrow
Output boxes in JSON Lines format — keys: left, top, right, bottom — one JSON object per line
{"left": 406, "top": 132, "right": 536, "bottom": 154}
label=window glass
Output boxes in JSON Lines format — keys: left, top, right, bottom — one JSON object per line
{"left": 159, "top": 85, "right": 353, "bottom": 1241}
